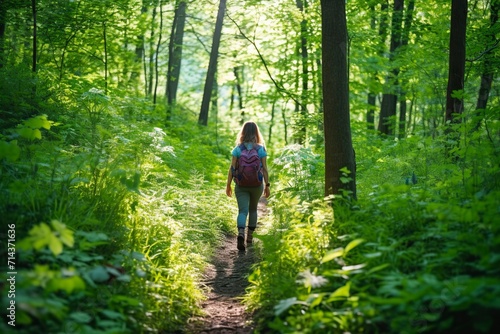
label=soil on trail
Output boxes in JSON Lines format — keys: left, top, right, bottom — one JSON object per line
{"left": 186, "top": 198, "right": 267, "bottom": 334}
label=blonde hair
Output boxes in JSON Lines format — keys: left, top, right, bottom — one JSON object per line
{"left": 236, "top": 121, "right": 265, "bottom": 146}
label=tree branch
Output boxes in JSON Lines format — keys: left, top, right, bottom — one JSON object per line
{"left": 226, "top": 13, "right": 303, "bottom": 108}
{"left": 467, "top": 39, "right": 499, "bottom": 62}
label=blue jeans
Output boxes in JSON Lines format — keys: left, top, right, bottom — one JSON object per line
{"left": 235, "top": 184, "right": 263, "bottom": 229}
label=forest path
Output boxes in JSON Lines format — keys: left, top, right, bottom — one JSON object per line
{"left": 185, "top": 198, "right": 267, "bottom": 333}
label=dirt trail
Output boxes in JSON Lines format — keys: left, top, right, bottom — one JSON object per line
{"left": 186, "top": 199, "right": 267, "bottom": 333}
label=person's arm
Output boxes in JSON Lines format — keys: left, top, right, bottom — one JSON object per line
{"left": 261, "top": 157, "right": 270, "bottom": 198}
{"left": 226, "top": 156, "right": 238, "bottom": 197}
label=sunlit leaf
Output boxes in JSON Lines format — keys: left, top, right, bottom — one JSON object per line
{"left": 343, "top": 238, "right": 364, "bottom": 256}
{"left": 25, "top": 115, "right": 52, "bottom": 130}
{"left": 306, "top": 293, "right": 325, "bottom": 307}
{"left": 51, "top": 220, "right": 74, "bottom": 247}
{"left": 30, "top": 223, "right": 52, "bottom": 250}
{"left": 327, "top": 282, "right": 351, "bottom": 302}
{"left": 48, "top": 234, "right": 63, "bottom": 256}
{"left": 47, "top": 275, "right": 85, "bottom": 293}
{"left": 322, "top": 248, "right": 344, "bottom": 263}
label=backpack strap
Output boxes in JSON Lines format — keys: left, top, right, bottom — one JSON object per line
{"left": 239, "top": 143, "right": 261, "bottom": 152}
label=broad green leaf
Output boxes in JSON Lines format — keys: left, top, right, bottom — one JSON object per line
{"left": 344, "top": 238, "right": 364, "bottom": 256}
{"left": 117, "top": 274, "right": 131, "bottom": 282}
{"left": 340, "top": 176, "right": 351, "bottom": 184}
{"left": 17, "top": 127, "right": 42, "bottom": 140}
{"left": 274, "top": 297, "right": 308, "bottom": 316}
{"left": 48, "top": 234, "right": 63, "bottom": 256}
{"left": 0, "top": 140, "right": 20, "bottom": 162}
{"left": 307, "top": 293, "right": 325, "bottom": 308}
{"left": 327, "top": 282, "right": 351, "bottom": 302}
{"left": 25, "top": 115, "right": 51, "bottom": 130}
{"left": 88, "top": 266, "right": 110, "bottom": 283}
{"left": 100, "top": 310, "right": 126, "bottom": 320}
{"left": 51, "top": 220, "right": 74, "bottom": 247}
{"left": 321, "top": 248, "right": 344, "bottom": 263}
{"left": 47, "top": 275, "right": 85, "bottom": 293}
{"left": 70, "top": 312, "right": 92, "bottom": 323}
{"left": 30, "top": 223, "right": 52, "bottom": 250}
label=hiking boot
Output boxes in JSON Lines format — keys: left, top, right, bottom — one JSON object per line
{"left": 246, "top": 229, "right": 254, "bottom": 244}
{"left": 237, "top": 235, "right": 245, "bottom": 251}
{"left": 237, "top": 228, "right": 245, "bottom": 251}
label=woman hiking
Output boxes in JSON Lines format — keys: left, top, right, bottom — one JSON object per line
{"left": 226, "top": 121, "right": 270, "bottom": 251}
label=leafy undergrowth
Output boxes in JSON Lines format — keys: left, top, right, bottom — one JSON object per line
{"left": 0, "top": 88, "right": 236, "bottom": 333}
{"left": 246, "top": 119, "right": 500, "bottom": 333}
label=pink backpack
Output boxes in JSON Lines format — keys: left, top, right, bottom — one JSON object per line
{"left": 233, "top": 144, "right": 263, "bottom": 187}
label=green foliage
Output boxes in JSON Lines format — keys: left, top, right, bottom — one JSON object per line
{"left": 249, "top": 118, "right": 500, "bottom": 333}
{"left": 0, "top": 85, "right": 236, "bottom": 333}
{"left": 272, "top": 144, "right": 324, "bottom": 201}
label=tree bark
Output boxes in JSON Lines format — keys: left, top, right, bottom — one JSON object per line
{"left": 199, "top": 0, "right": 226, "bottom": 126}
{"left": 130, "top": 1, "right": 148, "bottom": 89}
{"left": 103, "top": 21, "right": 108, "bottom": 94}
{"left": 445, "top": 0, "right": 467, "bottom": 124}
{"left": 0, "top": 0, "right": 7, "bottom": 68}
{"left": 147, "top": 4, "right": 158, "bottom": 97}
{"left": 153, "top": 1, "right": 164, "bottom": 105}
{"left": 398, "top": 0, "right": 415, "bottom": 138}
{"left": 166, "top": 0, "right": 187, "bottom": 121}
{"left": 321, "top": 0, "right": 356, "bottom": 199}
{"left": 474, "top": 0, "right": 498, "bottom": 129}
{"left": 232, "top": 65, "right": 245, "bottom": 124}
{"left": 296, "top": 0, "right": 309, "bottom": 144}
{"left": 31, "top": 0, "right": 36, "bottom": 73}
{"left": 378, "top": 0, "right": 403, "bottom": 136}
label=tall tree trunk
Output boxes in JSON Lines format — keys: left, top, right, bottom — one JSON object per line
{"left": 232, "top": 65, "right": 244, "bottom": 125}
{"left": 199, "top": 0, "right": 226, "bottom": 126}
{"left": 445, "top": 0, "right": 467, "bottom": 124}
{"left": 366, "top": 3, "right": 378, "bottom": 130}
{"left": 321, "top": 0, "right": 356, "bottom": 199}
{"left": 474, "top": 0, "right": 499, "bottom": 129}
{"left": 153, "top": 1, "right": 164, "bottom": 105}
{"left": 130, "top": 1, "right": 148, "bottom": 89}
{"left": 398, "top": 0, "right": 415, "bottom": 138}
{"left": 378, "top": 0, "right": 403, "bottom": 136}
{"left": 147, "top": 4, "right": 158, "bottom": 97}
{"left": 315, "top": 48, "right": 323, "bottom": 114}
{"left": 166, "top": 0, "right": 187, "bottom": 121}
{"left": 282, "top": 98, "right": 289, "bottom": 145}
{"left": 268, "top": 99, "right": 277, "bottom": 146}
{"left": 103, "top": 21, "right": 108, "bottom": 94}
{"left": 31, "top": 0, "right": 36, "bottom": 73}
{"left": 0, "top": 0, "right": 7, "bottom": 68}
{"left": 296, "top": 0, "right": 309, "bottom": 144}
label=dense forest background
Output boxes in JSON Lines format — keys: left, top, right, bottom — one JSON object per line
{"left": 1, "top": 0, "right": 499, "bottom": 333}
